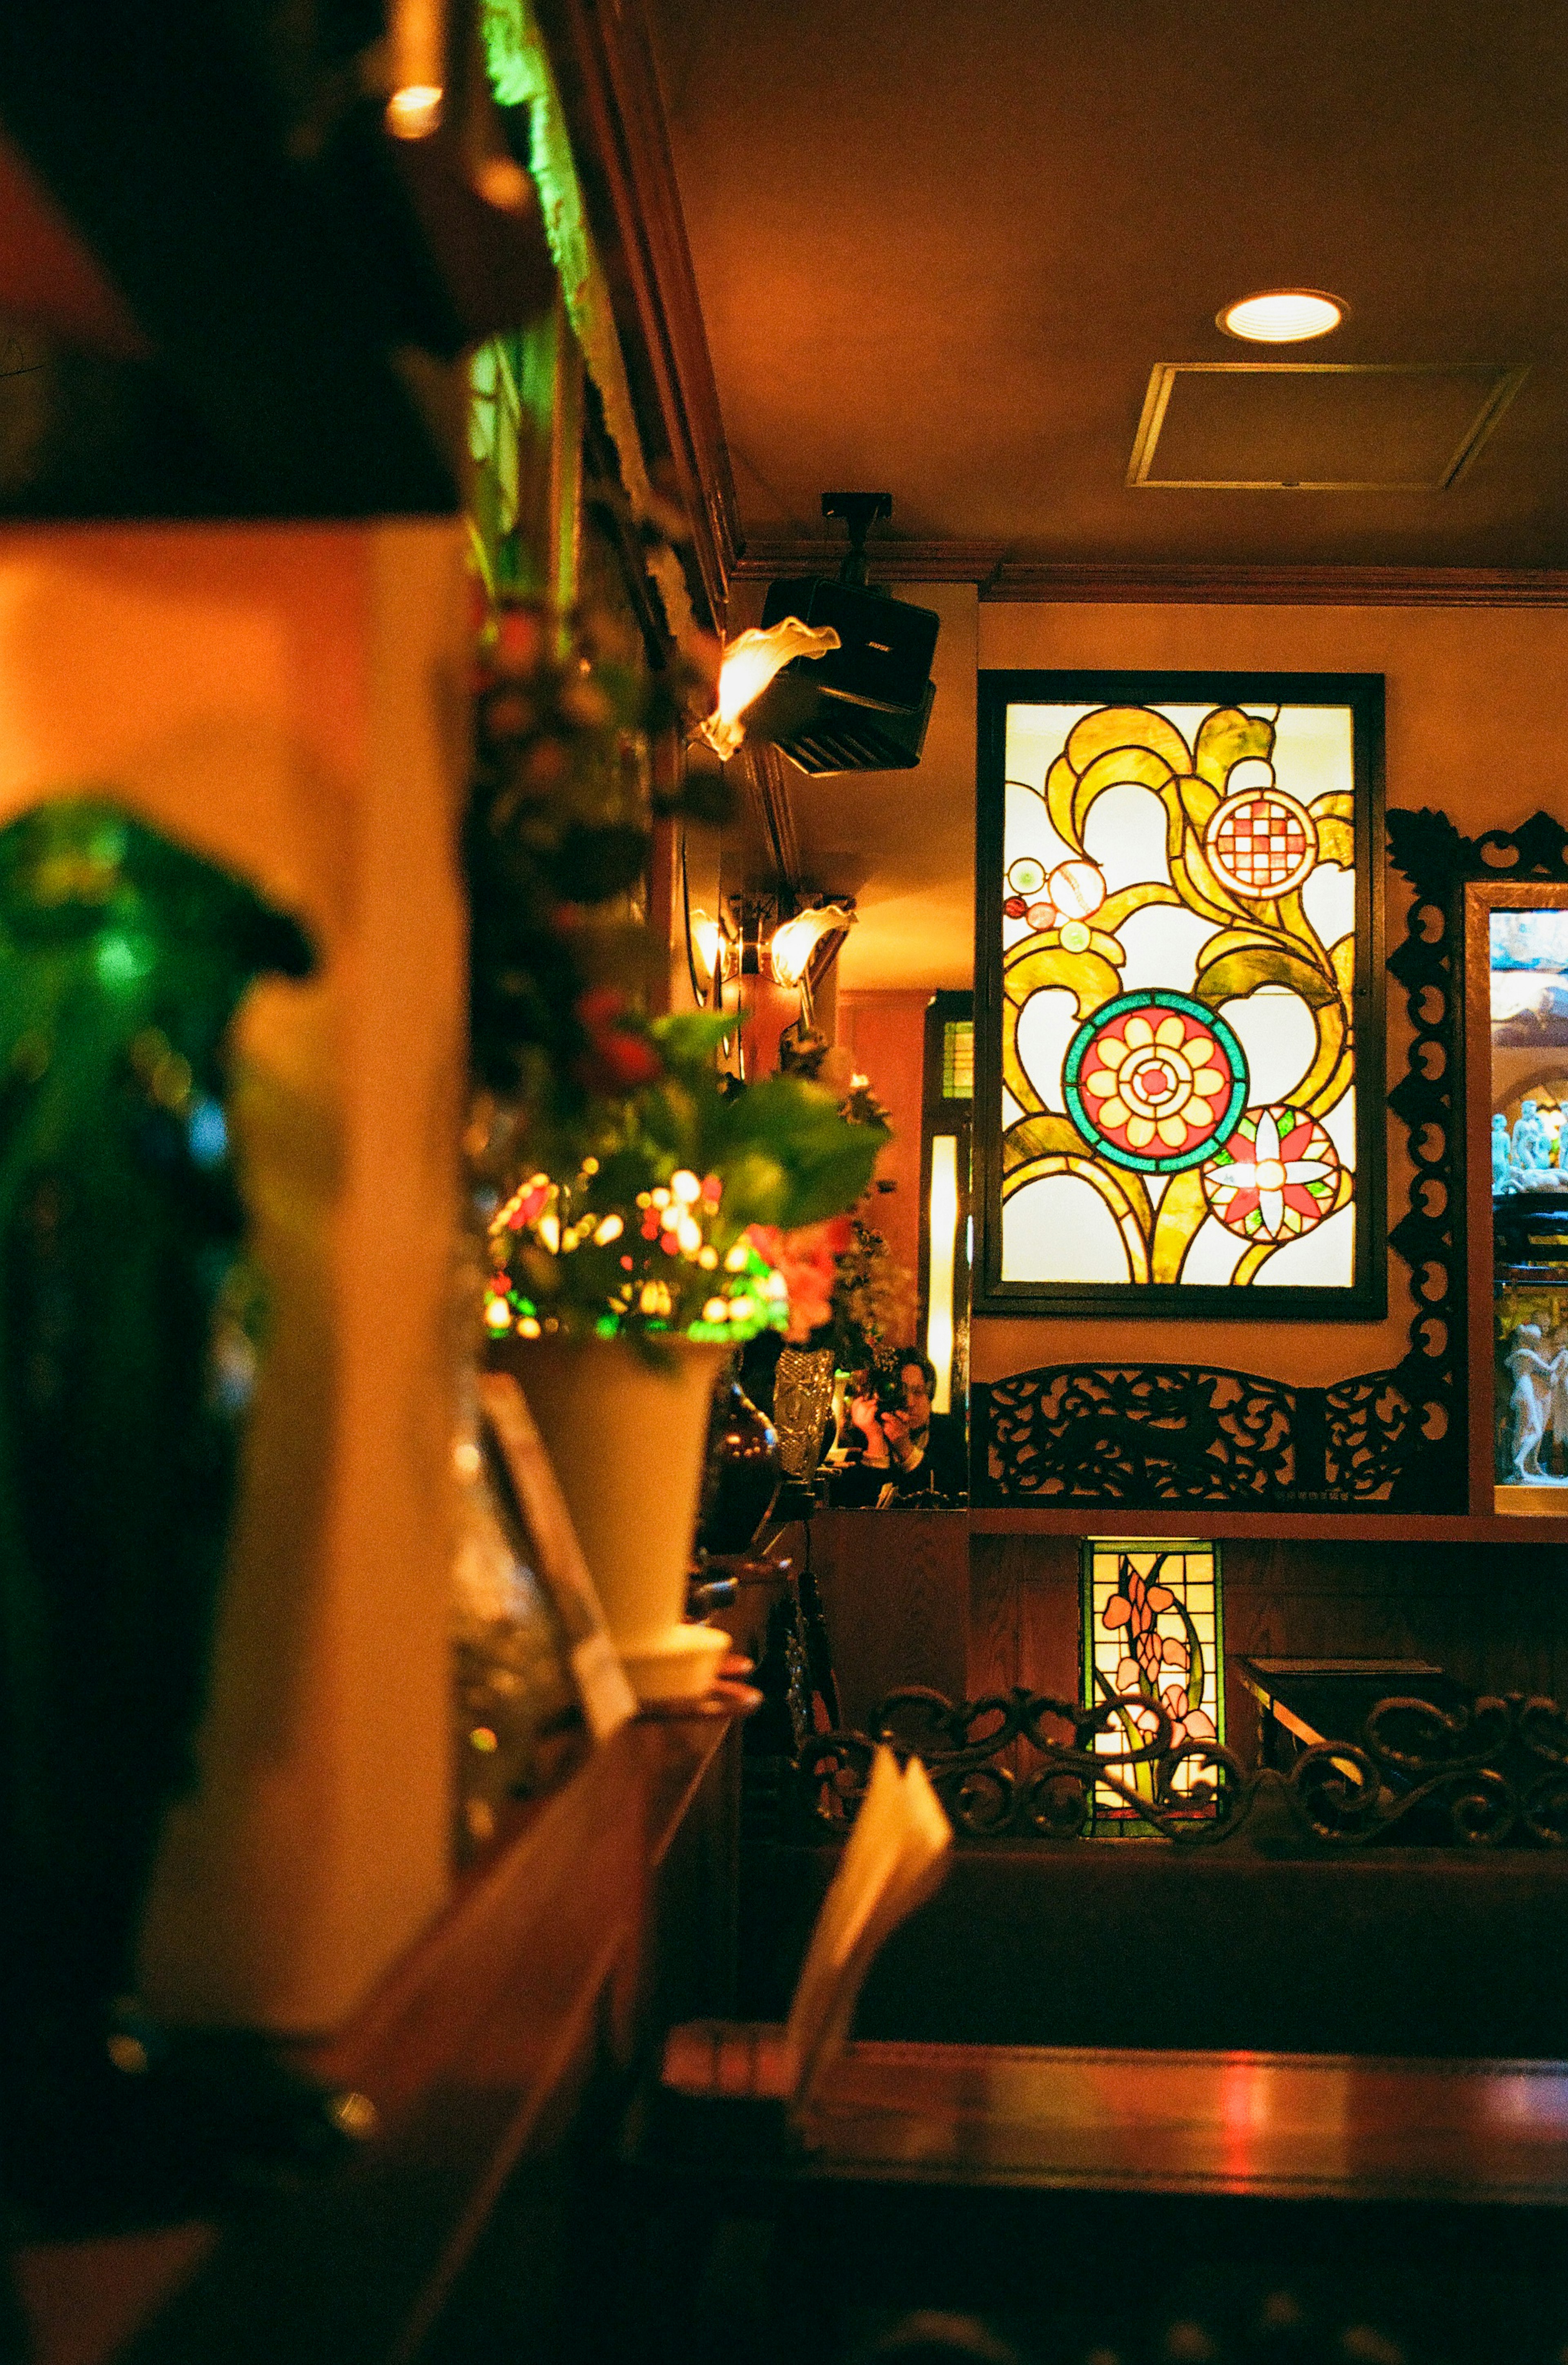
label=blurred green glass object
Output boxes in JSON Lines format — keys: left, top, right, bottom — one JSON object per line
{"left": 0, "top": 799, "right": 312, "bottom": 2190}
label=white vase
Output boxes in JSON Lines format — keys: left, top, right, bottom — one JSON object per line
{"left": 494, "top": 1334, "right": 731, "bottom": 1702}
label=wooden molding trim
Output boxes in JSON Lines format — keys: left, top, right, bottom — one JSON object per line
{"left": 533, "top": 0, "right": 742, "bottom": 629}
{"left": 734, "top": 539, "right": 1004, "bottom": 585}
{"left": 733, "top": 739, "right": 803, "bottom": 894}
{"left": 735, "top": 544, "right": 1568, "bottom": 605}
{"left": 989, "top": 562, "right": 1568, "bottom": 605}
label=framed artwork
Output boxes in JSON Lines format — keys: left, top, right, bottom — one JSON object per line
{"left": 976, "top": 671, "right": 1385, "bottom": 1319}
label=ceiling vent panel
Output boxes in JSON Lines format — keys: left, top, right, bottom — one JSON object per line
{"left": 1128, "top": 363, "right": 1527, "bottom": 492}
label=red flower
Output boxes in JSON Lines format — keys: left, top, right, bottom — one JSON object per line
{"left": 576, "top": 986, "right": 627, "bottom": 1031}
{"left": 748, "top": 1215, "right": 853, "bottom": 1342}
{"left": 575, "top": 1032, "right": 663, "bottom": 1093}
{"left": 494, "top": 603, "right": 546, "bottom": 676}
{"left": 574, "top": 987, "right": 664, "bottom": 1095}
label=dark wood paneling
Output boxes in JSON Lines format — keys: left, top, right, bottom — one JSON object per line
{"left": 962, "top": 1528, "right": 1568, "bottom": 1750}
{"left": 968, "top": 1534, "right": 1078, "bottom": 1704}
{"left": 809, "top": 1511, "right": 969, "bottom": 1734}
{"left": 810, "top": 1517, "right": 1568, "bottom": 1747}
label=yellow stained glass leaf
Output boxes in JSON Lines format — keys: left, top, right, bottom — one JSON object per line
{"left": 1198, "top": 924, "right": 1288, "bottom": 969}
{"left": 1290, "top": 997, "right": 1349, "bottom": 1115}
{"left": 1150, "top": 1167, "right": 1208, "bottom": 1283}
{"left": 1330, "top": 934, "right": 1355, "bottom": 995}
{"left": 1195, "top": 940, "right": 1337, "bottom": 1011}
{"left": 1308, "top": 791, "right": 1354, "bottom": 821}
{"left": 1072, "top": 743, "right": 1179, "bottom": 849}
{"left": 1003, "top": 942, "right": 1120, "bottom": 1013}
{"left": 1002, "top": 947, "right": 1119, "bottom": 1116}
{"left": 1002, "top": 1111, "right": 1100, "bottom": 1173}
{"left": 1193, "top": 706, "right": 1274, "bottom": 791}
{"left": 1065, "top": 706, "right": 1193, "bottom": 781}
{"left": 1045, "top": 752, "right": 1083, "bottom": 853}
{"left": 1174, "top": 835, "right": 1247, "bottom": 926}
{"left": 1174, "top": 770, "right": 1224, "bottom": 845}
{"left": 1095, "top": 880, "right": 1183, "bottom": 934}
{"left": 1313, "top": 814, "right": 1355, "bottom": 869}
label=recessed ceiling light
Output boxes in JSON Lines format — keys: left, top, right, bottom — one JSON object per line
{"left": 1218, "top": 290, "right": 1347, "bottom": 343}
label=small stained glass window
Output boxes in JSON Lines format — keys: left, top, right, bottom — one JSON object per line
{"left": 1082, "top": 1538, "right": 1223, "bottom": 1824}
{"left": 942, "top": 1018, "right": 974, "bottom": 1100}
{"left": 977, "top": 671, "right": 1383, "bottom": 1315}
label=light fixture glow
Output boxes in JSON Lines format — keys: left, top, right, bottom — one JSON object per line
{"left": 697, "top": 619, "right": 842, "bottom": 762}
{"left": 688, "top": 909, "right": 726, "bottom": 997}
{"left": 926, "top": 1135, "right": 960, "bottom": 1415}
{"left": 767, "top": 900, "right": 856, "bottom": 991}
{"left": 1218, "top": 290, "right": 1346, "bottom": 343}
{"left": 386, "top": 0, "right": 445, "bottom": 137}
{"left": 387, "top": 83, "right": 444, "bottom": 137}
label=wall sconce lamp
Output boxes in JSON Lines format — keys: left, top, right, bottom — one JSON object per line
{"left": 695, "top": 618, "right": 843, "bottom": 764}
{"left": 684, "top": 889, "right": 856, "bottom": 1021}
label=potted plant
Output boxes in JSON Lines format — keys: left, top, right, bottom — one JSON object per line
{"left": 466, "top": 603, "right": 886, "bottom": 1696}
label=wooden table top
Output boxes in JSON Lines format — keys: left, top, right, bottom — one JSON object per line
{"left": 798, "top": 2043, "right": 1568, "bottom": 2204}
{"left": 644, "top": 2038, "right": 1568, "bottom": 2209}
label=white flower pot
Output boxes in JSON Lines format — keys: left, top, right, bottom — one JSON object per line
{"left": 493, "top": 1334, "right": 730, "bottom": 1702}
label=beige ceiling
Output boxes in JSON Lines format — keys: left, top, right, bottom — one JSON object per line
{"left": 650, "top": 0, "right": 1568, "bottom": 570}
{"left": 648, "top": 0, "right": 1568, "bottom": 990}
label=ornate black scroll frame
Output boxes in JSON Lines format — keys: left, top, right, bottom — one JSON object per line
{"left": 794, "top": 1684, "right": 1568, "bottom": 1851}
{"left": 972, "top": 805, "right": 1561, "bottom": 1511}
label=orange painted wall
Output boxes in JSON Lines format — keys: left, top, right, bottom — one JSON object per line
{"left": 973, "top": 599, "right": 1568, "bottom": 1388}
{"left": 0, "top": 521, "right": 469, "bottom": 2034}
{"left": 837, "top": 987, "right": 929, "bottom": 1326}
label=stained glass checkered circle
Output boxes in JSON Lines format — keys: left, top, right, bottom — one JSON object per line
{"left": 1065, "top": 990, "right": 1249, "bottom": 1174}
{"left": 1205, "top": 788, "right": 1317, "bottom": 899}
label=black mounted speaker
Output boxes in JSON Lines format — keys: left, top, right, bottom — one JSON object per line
{"left": 740, "top": 495, "right": 940, "bottom": 774}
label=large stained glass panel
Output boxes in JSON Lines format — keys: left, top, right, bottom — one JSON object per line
{"left": 1082, "top": 1538, "right": 1223, "bottom": 1824}
{"left": 977, "top": 672, "right": 1383, "bottom": 1315}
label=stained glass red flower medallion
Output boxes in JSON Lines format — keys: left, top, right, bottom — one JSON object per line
{"left": 1201, "top": 1103, "right": 1341, "bottom": 1241}
{"left": 1204, "top": 787, "right": 1317, "bottom": 898}
{"left": 1064, "top": 990, "right": 1248, "bottom": 1173}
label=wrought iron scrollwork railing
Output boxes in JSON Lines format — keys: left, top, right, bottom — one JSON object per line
{"left": 796, "top": 1686, "right": 1568, "bottom": 1849}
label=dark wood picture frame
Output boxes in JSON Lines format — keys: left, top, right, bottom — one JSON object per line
{"left": 974, "top": 669, "right": 1386, "bottom": 1322}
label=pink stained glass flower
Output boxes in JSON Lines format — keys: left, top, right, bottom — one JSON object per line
{"left": 1101, "top": 1566, "right": 1174, "bottom": 1639}
{"left": 1103, "top": 1563, "right": 1186, "bottom": 1694}
{"left": 1160, "top": 1686, "right": 1217, "bottom": 1747}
